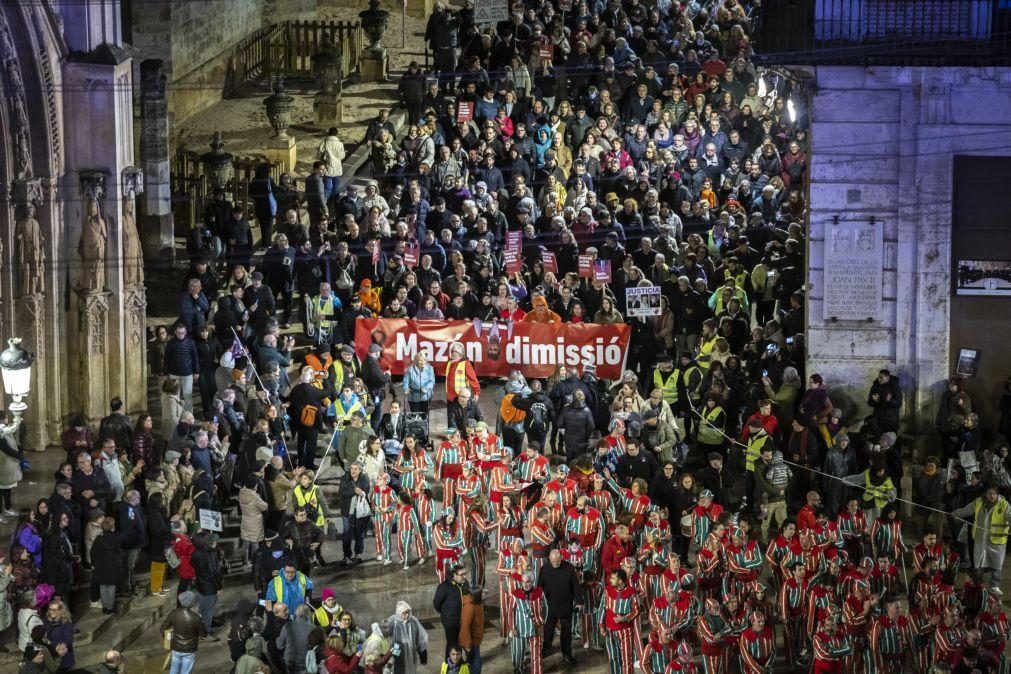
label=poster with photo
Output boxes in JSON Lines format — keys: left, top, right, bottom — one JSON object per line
{"left": 956, "top": 260, "right": 1011, "bottom": 296}
{"left": 625, "top": 286, "right": 661, "bottom": 317}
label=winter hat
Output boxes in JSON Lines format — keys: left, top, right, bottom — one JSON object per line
{"left": 368, "top": 344, "right": 382, "bottom": 356}
{"left": 178, "top": 591, "right": 197, "bottom": 608}
{"left": 164, "top": 450, "right": 182, "bottom": 464}
{"left": 879, "top": 432, "right": 897, "bottom": 448}
{"left": 707, "top": 452, "right": 723, "bottom": 463}
{"left": 322, "top": 588, "right": 336, "bottom": 602}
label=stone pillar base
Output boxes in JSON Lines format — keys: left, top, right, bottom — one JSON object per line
{"left": 404, "top": 0, "right": 432, "bottom": 18}
{"left": 265, "top": 136, "right": 297, "bottom": 173}
{"left": 313, "top": 91, "right": 346, "bottom": 127}
{"left": 361, "top": 48, "right": 389, "bottom": 83}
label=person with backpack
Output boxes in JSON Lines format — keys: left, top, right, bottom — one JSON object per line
{"left": 287, "top": 366, "right": 327, "bottom": 470}
{"left": 512, "top": 379, "right": 552, "bottom": 453}
{"left": 497, "top": 372, "right": 530, "bottom": 453}
{"left": 755, "top": 447, "right": 791, "bottom": 540}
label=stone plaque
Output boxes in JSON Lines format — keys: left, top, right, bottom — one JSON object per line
{"left": 822, "top": 221, "right": 883, "bottom": 321}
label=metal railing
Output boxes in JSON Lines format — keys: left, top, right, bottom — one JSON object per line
{"left": 169, "top": 150, "right": 289, "bottom": 231}
{"left": 757, "top": 0, "right": 1011, "bottom": 65}
{"left": 225, "top": 19, "right": 365, "bottom": 96}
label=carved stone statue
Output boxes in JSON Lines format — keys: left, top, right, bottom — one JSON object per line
{"left": 121, "top": 193, "right": 144, "bottom": 286}
{"left": 78, "top": 197, "right": 108, "bottom": 291}
{"left": 15, "top": 203, "right": 45, "bottom": 295}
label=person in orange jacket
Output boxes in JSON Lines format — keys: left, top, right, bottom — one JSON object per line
{"left": 523, "top": 295, "right": 562, "bottom": 323}
{"left": 356, "top": 278, "right": 382, "bottom": 313}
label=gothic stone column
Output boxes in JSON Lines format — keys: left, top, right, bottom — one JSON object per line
{"left": 139, "top": 59, "right": 173, "bottom": 263}
{"left": 10, "top": 178, "right": 48, "bottom": 452}
{"left": 76, "top": 289, "right": 113, "bottom": 421}
{"left": 121, "top": 167, "right": 148, "bottom": 415}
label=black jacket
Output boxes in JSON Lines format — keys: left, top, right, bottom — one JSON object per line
{"left": 160, "top": 607, "right": 207, "bottom": 653}
{"left": 536, "top": 561, "right": 582, "bottom": 617}
{"left": 557, "top": 402, "right": 595, "bottom": 455}
{"left": 379, "top": 413, "right": 406, "bottom": 442}
{"left": 361, "top": 356, "right": 390, "bottom": 394}
{"left": 615, "top": 450, "right": 660, "bottom": 487}
{"left": 337, "top": 471, "right": 371, "bottom": 516}
{"left": 433, "top": 580, "right": 466, "bottom": 626}
{"left": 90, "top": 532, "right": 125, "bottom": 586}
{"left": 117, "top": 501, "right": 148, "bottom": 550}
{"left": 192, "top": 546, "right": 223, "bottom": 596}
{"left": 164, "top": 336, "right": 200, "bottom": 377}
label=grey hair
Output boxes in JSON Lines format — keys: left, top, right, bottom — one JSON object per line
{"left": 295, "top": 604, "right": 313, "bottom": 620}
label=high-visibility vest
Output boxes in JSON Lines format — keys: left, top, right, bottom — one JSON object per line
{"left": 653, "top": 368, "right": 679, "bottom": 404}
{"left": 271, "top": 573, "right": 308, "bottom": 606}
{"left": 314, "top": 604, "right": 341, "bottom": 627}
{"left": 333, "top": 359, "right": 359, "bottom": 392}
{"left": 315, "top": 295, "right": 337, "bottom": 329}
{"left": 745, "top": 433, "right": 769, "bottom": 473}
{"left": 861, "top": 473, "right": 895, "bottom": 510}
{"left": 334, "top": 397, "right": 364, "bottom": 426}
{"left": 681, "top": 365, "right": 702, "bottom": 401}
{"left": 294, "top": 484, "right": 325, "bottom": 526}
{"left": 697, "top": 337, "right": 718, "bottom": 369}
{"left": 974, "top": 496, "right": 1009, "bottom": 545}
{"left": 697, "top": 406, "right": 724, "bottom": 445}
{"left": 447, "top": 360, "right": 469, "bottom": 396}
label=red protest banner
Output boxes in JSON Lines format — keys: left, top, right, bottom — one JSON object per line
{"left": 404, "top": 240, "right": 420, "bottom": 267}
{"left": 541, "top": 251, "right": 557, "bottom": 273}
{"left": 539, "top": 43, "right": 554, "bottom": 62}
{"left": 578, "top": 254, "right": 594, "bottom": 278}
{"left": 593, "top": 259, "right": 612, "bottom": 282}
{"left": 504, "top": 231, "right": 523, "bottom": 273}
{"left": 355, "top": 318, "right": 631, "bottom": 379}
{"left": 457, "top": 101, "right": 474, "bottom": 123}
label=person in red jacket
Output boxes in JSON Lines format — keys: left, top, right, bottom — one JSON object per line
{"left": 601, "top": 524, "right": 634, "bottom": 579}
{"left": 445, "top": 342, "right": 480, "bottom": 403}
{"left": 741, "top": 399, "right": 779, "bottom": 442}
{"left": 170, "top": 519, "right": 196, "bottom": 595}
{"left": 323, "top": 632, "right": 363, "bottom": 674}
{"left": 795, "top": 490, "right": 822, "bottom": 532}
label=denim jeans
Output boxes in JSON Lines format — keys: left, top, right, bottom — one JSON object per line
{"left": 170, "top": 651, "right": 196, "bottom": 674}
{"left": 467, "top": 644, "right": 482, "bottom": 674}
{"left": 196, "top": 592, "right": 218, "bottom": 632}
{"left": 342, "top": 515, "right": 367, "bottom": 559}
{"left": 323, "top": 176, "right": 340, "bottom": 204}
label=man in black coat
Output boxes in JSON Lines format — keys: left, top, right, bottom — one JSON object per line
{"left": 116, "top": 490, "right": 147, "bottom": 595}
{"left": 867, "top": 369, "right": 903, "bottom": 433}
{"left": 433, "top": 565, "right": 468, "bottom": 658}
{"left": 537, "top": 549, "right": 582, "bottom": 665}
{"left": 259, "top": 233, "right": 297, "bottom": 328}
{"left": 361, "top": 344, "right": 391, "bottom": 433}
{"left": 615, "top": 438, "right": 660, "bottom": 488}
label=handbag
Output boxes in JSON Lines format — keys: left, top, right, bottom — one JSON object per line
{"left": 165, "top": 544, "right": 182, "bottom": 569}
{"left": 352, "top": 494, "right": 371, "bottom": 519}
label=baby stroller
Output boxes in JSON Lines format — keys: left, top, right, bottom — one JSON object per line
{"left": 406, "top": 411, "right": 430, "bottom": 448}
{"left": 383, "top": 439, "right": 404, "bottom": 490}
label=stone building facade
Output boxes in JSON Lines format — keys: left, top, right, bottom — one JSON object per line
{"left": 0, "top": 2, "right": 146, "bottom": 450}
{"left": 806, "top": 66, "right": 1011, "bottom": 445}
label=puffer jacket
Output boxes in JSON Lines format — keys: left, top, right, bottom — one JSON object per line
{"left": 318, "top": 135, "right": 346, "bottom": 177}
{"left": 239, "top": 487, "right": 268, "bottom": 543}
{"left": 557, "top": 401, "right": 596, "bottom": 456}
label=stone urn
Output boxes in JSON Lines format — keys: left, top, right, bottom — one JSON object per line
{"left": 200, "top": 132, "right": 233, "bottom": 190}
{"left": 312, "top": 35, "right": 343, "bottom": 96}
{"left": 263, "top": 78, "right": 296, "bottom": 140}
{"left": 359, "top": 0, "right": 390, "bottom": 52}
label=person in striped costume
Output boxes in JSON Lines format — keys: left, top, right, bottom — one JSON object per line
{"left": 840, "top": 556, "right": 875, "bottom": 599}
{"left": 604, "top": 471, "right": 653, "bottom": 533}
{"left": 395, "top": 490, "right": 426, "bottom": 569}
{"left": 496, "top": 492, "right": 525, "bottom": 547}
{"left": 794, "top": 529, "right": 827, "bottom": 586}
{"left": 435, "top": 428, "right": 467, "bottom": 510}
{"left": 867, "top": 595, "right": 910, "bottom": 674}
{"left": 738, "top": 610, "right": 776, "bottom": 674}
{"left": 697, "top": 597, "right": 734, "bottom": 674}
{"left": 978, "top": 589, "right": 1009, "bottom": 674}
{"left": 433, "top": 509, "right": 466, "bottom": 582}
{"left": 723, "top": 527, "right": 764, "bottom": 604}
{"left": 543, "top": 464, "right": 580, "bottom": 509}
{"left": 394, "top": 434, "right": 432, "bottom": 496}
{"left": 869, "top": 554, "right": 900, "bottom": 600}
{"left": 690, "top": 490, "right": 723, "bottom": 549}
{"left": 838, "top": 498, "right": 869, "bottom": 563}
{"left": 744, "top": 583, "right": 778, "bottom": 636}
{"left": 913, "top": 527, "right": 944, "bottom": 574}
{"left": 508, "top": 571, "right": 547, "bottom": 674}
{"left": 908, "top": 592, "right": 939, "bottom": 674}
{"left": 455, "top": 461, "right": 484, "bottom": 523}
{"left": 529, "top": 506, "right": 557, "bottom": 578}
{"left": 565, "top": 495, "right": 605, "bottom": 577}
{"left": 370, "top": 472, "right": 397, "bottom": 564}
{"left": 639, "top": 535, "right": 668, "bottom": 606}
{"left": 516, "top": 444, "right": 550, "bottom": 509}
{"left": 812, "top": 612, "right": 853, "bottom": 674}
{"left": 659, "top": 553, "right": 695, "bottom": 598}
{"left": 810, "top": 510, "right": 845, "bottom": 553}
{"left": 842, "top": 578, "right": 876, "bottom": 674}
{"left": 932, "top": 604, "right": 965, "bottom": 667}
{"left": 778, "top": 561, "right": 811, "bottom": 665}
{"left": 496, "top": 538, "right": 529, "bottom": 640}
{"left": 869, "top": 504, "right": 906, "bottom": 562}
{"left": 464, "top": 495, "right": 497, "bottom": 588}
{"left": 765, "top": 519, "right": 799, "bottom": 589}
{"left": 471, "top": 421, "right": 503, "bottom": 483}
{"left": 696, "top": 534, "right": 724, "bottom": 602}
{"left": 642, "top": 627, "right": 676, "bottom": 674}
{"left": 650, "top": 584, "right": 698, "bottom": 652}
{"left": 415, "top": 487, "right": 437, "bottom": 556}
{"left": 598, "top": 569, "right": 639, "bottom": 674}
{"left": 588, "top": 473, "right": 617, "bottom": 533}
{"left": 580, "top": 567, "right": 604, "bottom": 651}
{"left": 487, "top": 448, "right": 520, "bottom": 515}
{"left": 643, "top": 508, "right": 672, "bottom": 551}
{"left": 665, "top": 641, "right": 698, "bottom": 673}
{"left": 806, "top": 572, "right": 840, "bottom": 636}
{"left": 526, "top": 490, "right": 565, "bottom": 536}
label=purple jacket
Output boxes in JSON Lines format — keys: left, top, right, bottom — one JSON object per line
{"left": 15, "top": 523, "right": 42, "bottom": 566}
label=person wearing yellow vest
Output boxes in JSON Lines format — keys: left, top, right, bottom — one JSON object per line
{"left": 294, "top": 470, "right": 327, "bottom": 527}
{"left": 652, "top": 353, "right": 679, "bottom": 405}
{"left": 743, "top": 419, "right": 772, "bottom": 513}
{"left": 696, "top": 394, "right": 727, "bottom": 457}
{"left": 312, "top": 588, "right": 344, "bottom": 627}
{"left": 841, "top": 463, "right": 896, "bottom": 527}
{"left": 333, "top": 345, "right": 361, "bottom": 392}
{"left": 306, "top": 281, "right": 343, "bottom": 348}
{"left": 446, "top": 343, "right": 480, "bottom": 403}
{"left": 953, "top": 485, "right": 1009, "bottom": 588}
{"left": 265, "top": 561, "right": 313, "bottom": 611}
{"left": 695, "top": 319, "right": 719, "bottom": 370}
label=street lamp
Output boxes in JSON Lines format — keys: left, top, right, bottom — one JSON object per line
{"left": 0, "top": 338, "right": 34, "bottom": 417}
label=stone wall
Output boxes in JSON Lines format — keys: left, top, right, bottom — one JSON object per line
{"left": 806, "top": 66, "right": 1011, "bottom": 448}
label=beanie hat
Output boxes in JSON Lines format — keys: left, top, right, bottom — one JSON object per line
{"left": 178, "top": 591, "right": 197, "bottom": 608}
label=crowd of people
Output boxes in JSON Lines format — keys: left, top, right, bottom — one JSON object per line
{"left": 6, "top": 0, "right": 1011, "bottom": 673}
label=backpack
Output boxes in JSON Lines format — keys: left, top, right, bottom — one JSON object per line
{"left": 528, "top": 401, "right": 549, "bottom": 435}
{"left": 500, "top": 393, "right": 526, "bottom": 425}
{"left": 178, "top": 487, "right": 207, "bottom": 524}
{"left": 306, "top": 645, "right": 327, "bottom": 674}
{"left": 335, "top": 267, "right": 353, "bottom": 290}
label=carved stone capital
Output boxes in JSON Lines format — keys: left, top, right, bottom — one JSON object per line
{"left": 10, "top": 177, "right": 42, "bottom": 207}
{"left": 124, "top": 286, "right": 147, "bottom": 350}
{"left": 79, "top": 170, "right": 108, "bottom": 202}
{"left": 122, "top": 166, "right": 144, "bottom": 198}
